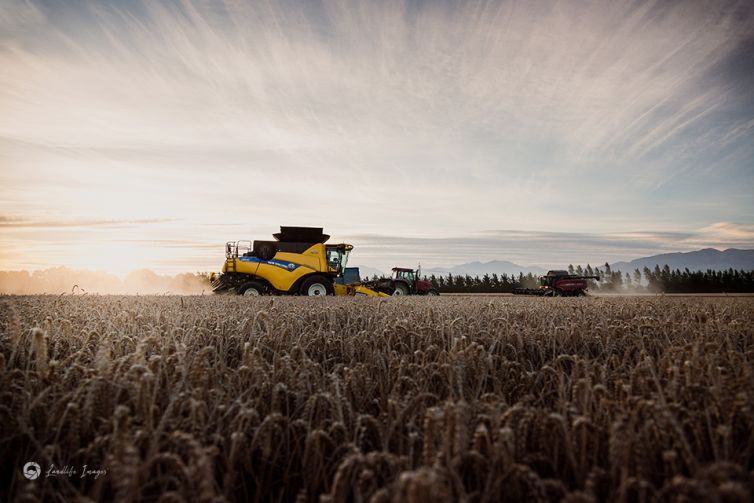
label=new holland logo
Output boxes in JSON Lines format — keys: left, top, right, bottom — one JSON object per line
{"left": 267, "top": 260, "right": 298, "bottom": 271}
{"left": 239, "top": 257, "right": 299, "bottom": 271}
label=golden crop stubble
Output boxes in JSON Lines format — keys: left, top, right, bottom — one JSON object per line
{"left": 0, "top": 295, "right": 752, "bottom": 503}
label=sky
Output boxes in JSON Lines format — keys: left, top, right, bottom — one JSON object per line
{"left": 1, "top": 0, "right": 753, "bottom": 274}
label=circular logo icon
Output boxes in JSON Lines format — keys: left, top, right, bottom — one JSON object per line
{"left": 23, "top": 462, "right": 41, "bottom": 480}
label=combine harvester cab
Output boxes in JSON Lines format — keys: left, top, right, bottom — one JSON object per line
{"left": 513, "top": 270, "right": 600, "bottom": 297}
{"left": 210, "top": 227, "right": 385, "bottom": 297}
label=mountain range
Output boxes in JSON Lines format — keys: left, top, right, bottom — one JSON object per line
{"left": 609, "top": 248, "right": 754, "bottom": 273}
{"left": 353, "top": 248, "right": 754, "bottom": 279}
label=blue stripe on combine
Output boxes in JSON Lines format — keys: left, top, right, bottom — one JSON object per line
{"left": 238, "top": 256, "right": 301, "bottom": 271}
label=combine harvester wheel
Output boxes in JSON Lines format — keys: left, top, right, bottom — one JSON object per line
{"left": 239, "top": 281, "right": 266, "bottom": 296}
{"left": 300, "top": 275, "right": 333, "bottom": 296}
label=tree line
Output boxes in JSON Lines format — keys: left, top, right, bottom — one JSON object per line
{"left": 401, "top": 263, "right": 754, "bottom": 293}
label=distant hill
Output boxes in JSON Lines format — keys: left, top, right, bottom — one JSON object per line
{"left": 610, "top": 248, "right": 754, "bottom": 273}
{"left": 423, "top": 260, "right": 546, "bottom": 278}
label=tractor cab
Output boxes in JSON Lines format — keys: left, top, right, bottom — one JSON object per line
{"left": 392, "top": 267, "right": 416, "bottom": 282}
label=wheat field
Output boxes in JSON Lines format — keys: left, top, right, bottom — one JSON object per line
{"left": 1, "top": 295, "right": 753, "bottom": 502}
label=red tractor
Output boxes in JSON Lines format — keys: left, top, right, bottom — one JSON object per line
{"left": 513, "top": 270, "right": 599, "bottom": 297}
{"left": 368, "top": 267, "right": 439, "bottom": 296}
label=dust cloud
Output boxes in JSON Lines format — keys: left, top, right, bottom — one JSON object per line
{"left": 0, "top": 267, "right": 210, "bottom": 295}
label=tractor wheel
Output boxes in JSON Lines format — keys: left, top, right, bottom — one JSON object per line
{"left": 427, "top": 289, "right": 440, "bottom": 296}
{"left": 300, "top": 275, "right": 333, "bottom": 296}
{"left": 255, "top": 242, "right": 277, "bottom": 261}
{"left": 239, "top": 281, "right": 266, "bottom": 296}
{"left": 392, "top": 283, "right": 410, "bottom": 296}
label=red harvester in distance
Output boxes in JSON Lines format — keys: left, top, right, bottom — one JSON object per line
{"left": 513, "top": 270, "right": 600, "bottom": 297}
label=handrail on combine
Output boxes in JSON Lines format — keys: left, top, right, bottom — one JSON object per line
{"left": 225, "top": 240, "right": 252, "bottom": 259}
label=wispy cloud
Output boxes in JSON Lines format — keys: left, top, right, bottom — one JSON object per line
{"left": 0, "top": 216, "right": 174, "bottom": 228}
{"left": 693, "top": 221, "right": 754, "bottom": 245}
{"left": 343, "top": 222, "right": 754, "bottom": 269}
{"left": 0, "top": 0, "right": 752, "bottom": 272}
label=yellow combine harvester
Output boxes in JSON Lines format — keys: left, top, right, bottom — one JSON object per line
{"left": 210, "top": 226, "right": 387, "bottom": 296}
